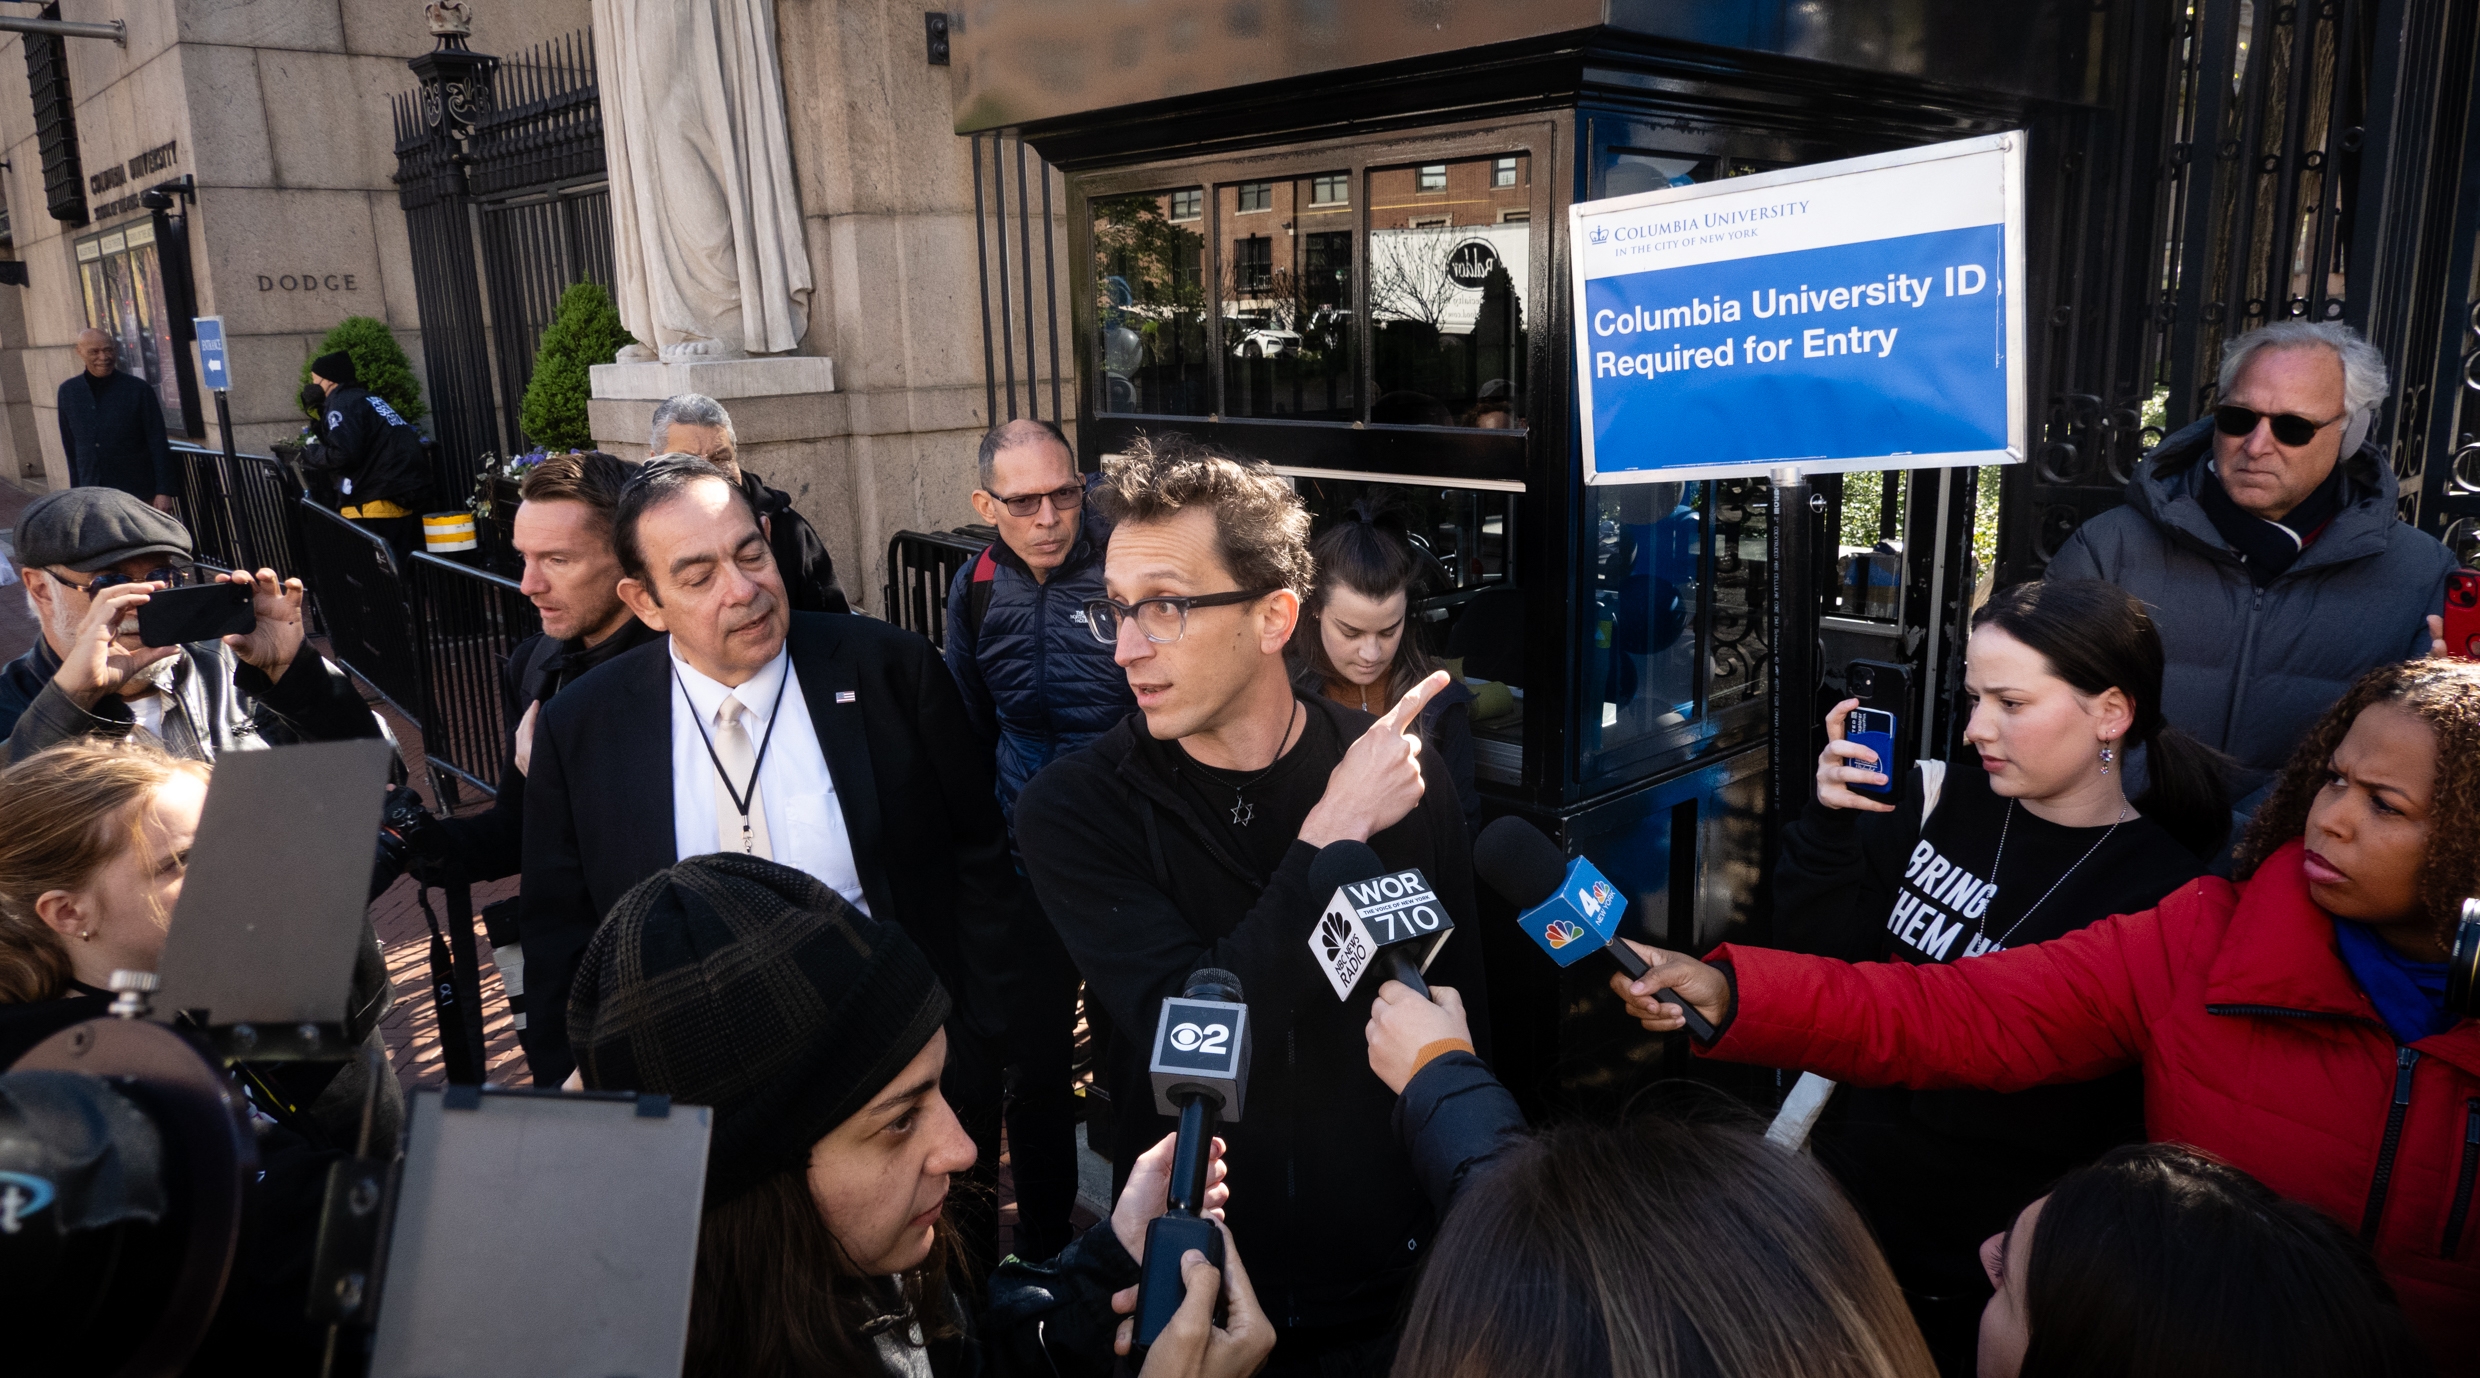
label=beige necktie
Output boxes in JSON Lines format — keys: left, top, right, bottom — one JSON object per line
{"left": 714, "top": 693, "right": 773, "bottom": 858}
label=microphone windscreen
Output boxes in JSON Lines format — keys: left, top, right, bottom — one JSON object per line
{"left": 1307, "top": 840, "right": 1388, "bottom": 901}
{"left": 1184, "top": 967, "right": 1245, "bottom": 1004}
{"left": 1473, "top": 817, "right": 1568, "bottom": 910}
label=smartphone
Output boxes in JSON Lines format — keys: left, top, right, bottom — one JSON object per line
{"left": 1845, "top": 707, "right": 1902, "bottom": 798}
{"left": 2445, "top": 569, "right": 2480, "bottom": 660}
{"left": 135, "top": 582, "right": 255, "bottom": 648}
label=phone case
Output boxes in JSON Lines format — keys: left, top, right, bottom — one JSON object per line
{"left": 2445, "top": 569, "right": 2480, "bottom": 661}
{"left": 136, "top": 583, "right": 255, "bottom": 648}
{"left": 1848, "top": 724, "right": 1898, "bottom": 797}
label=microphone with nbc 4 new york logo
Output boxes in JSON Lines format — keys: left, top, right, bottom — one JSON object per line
{"left": 1472, "top": 817, "right": 1717, "bottom": 1041}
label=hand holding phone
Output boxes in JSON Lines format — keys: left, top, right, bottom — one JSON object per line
{"left": 135, "top": 581, "right": 254, "bottom": 648}
{"left": 2442, "top": 569, "right": 2480, "bottom": 661}
{"left": 1816, "top": 698, "right": 1899, "bottom": 814}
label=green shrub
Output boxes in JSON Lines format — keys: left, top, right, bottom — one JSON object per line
{"left": 298, "top": 317, "right": 426, "bottom": 425}
{"left": 519, "top": 282, "right": 638, "bottom": 452}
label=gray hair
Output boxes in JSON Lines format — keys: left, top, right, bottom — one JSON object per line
{"left": 2218, "top": 321, "right": 2390, "bottom": 420}
{"left": 976, "top": 417, "right": 1072, "bottom": 491}
{"left": 648, "top": 393, "right": 735, "bottom": 454}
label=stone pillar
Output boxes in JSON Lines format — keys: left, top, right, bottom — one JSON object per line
{"left": 589, "top": 0, "right": 1072, "bottom": 618}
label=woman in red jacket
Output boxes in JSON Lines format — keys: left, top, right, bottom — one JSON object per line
{"left": 1612, "top": 658, "right": 2480, "bottom": 1371}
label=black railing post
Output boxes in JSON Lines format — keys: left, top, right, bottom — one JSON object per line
{"left": 1768, "top": 466, "right": 1819, "bottom": 842}
{"left": 397, "top": 20, "right": 501, "bottom": 504}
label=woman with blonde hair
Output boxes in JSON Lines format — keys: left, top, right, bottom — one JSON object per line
{"left": 0, "top": 739, "right": 208, "bottom": 1063}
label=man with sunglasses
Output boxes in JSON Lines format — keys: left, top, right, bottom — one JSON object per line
{"left": 941, "top": 417, "right": 1134, "bottom": 1260}
{"left": 0, "top": 487, "right": 383, "bottom": 762}
{"left": 1014, "top": 434, "right": 1488, "bottom": 1377}
{"left": 2048, "top": 320, "right": 2452, "bottom": 810}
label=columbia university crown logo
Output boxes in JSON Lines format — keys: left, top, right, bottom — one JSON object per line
{"left": 1588, "top": 224, "right": 1609, "bottom": 245}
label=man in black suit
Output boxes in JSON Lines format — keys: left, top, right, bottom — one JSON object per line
{"left": 519, "top": 455, "right": 1020, "bottom": 1258}
{"left": 56, "top": 329, "right": 177, "bottom": 509}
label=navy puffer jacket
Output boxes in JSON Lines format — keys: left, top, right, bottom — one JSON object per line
{"left": 943, "top": 528, "right": 1136, "bottom": 819}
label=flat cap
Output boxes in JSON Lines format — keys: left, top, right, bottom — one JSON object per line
{"left": 14, "top": 488, "right": 192, "bottom": 573}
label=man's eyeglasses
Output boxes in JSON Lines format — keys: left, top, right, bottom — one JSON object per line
{"left": 1085, "top": 588, "right": 1277, "bottom": 644}
{"left": 49, "top": 565, "right": 189, "bottom": 595}
{"left": 2214, "top": 404, "right": 2345, "bottom": 448}
{"left": 987, "top": 484, "right": 1084, "bottom": 518}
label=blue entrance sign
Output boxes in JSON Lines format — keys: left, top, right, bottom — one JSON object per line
{"left": 193, "top": 315, "right": 230, "bottom": 391}
{"left": 1570, "top": 133, "right": 2026, "bottom": 483}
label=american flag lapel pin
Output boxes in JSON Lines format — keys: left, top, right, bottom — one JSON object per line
{"left": 835, "top": 690, "right": 857, "bottom": 704}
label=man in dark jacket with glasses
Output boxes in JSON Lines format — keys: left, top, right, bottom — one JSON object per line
{"left": 2046, "top": 320, "right": 2452, "bottom": 812}
{"left": 1015, "top": 434, "right": 1487, "bottom": 1378}
{"left": 941, "top": 417, "right": 1134, "bottom": 1260}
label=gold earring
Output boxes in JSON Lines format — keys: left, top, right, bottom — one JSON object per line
{"left": 79, "top": 928, "right": 93, "bottom": 942}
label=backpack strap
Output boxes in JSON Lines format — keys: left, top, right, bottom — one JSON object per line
{"left": 963, "top": 546, "right": 1000, "bottom": 643}
{"left": 1918, "top": 759, "right": 1948, "bottom": 820}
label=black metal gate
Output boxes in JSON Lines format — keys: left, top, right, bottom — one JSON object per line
{"left": 2008, "top": 0, "right": 2480, "bottom": 582}
{"left": 393, "top": 27, "right": 612, "bottom": 504}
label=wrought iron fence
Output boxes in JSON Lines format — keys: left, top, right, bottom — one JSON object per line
{"left": 2006, "top": 0, "right": 2480, "bottom": 579}
{"left": 971, "top": 132, "right": 1069, "bottom": 428}
{"left": 409, "top": 553, "right": 539, "bottom": 804}
{"left": 393, "top": 27, "right": 611, "bottom": 505}
{"left": 169, "top": 442, "right": 309, "bottom": 578}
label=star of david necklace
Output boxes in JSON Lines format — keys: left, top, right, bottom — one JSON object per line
{"left": 1218, "top": 701, "right": 1302, "bottom": 827}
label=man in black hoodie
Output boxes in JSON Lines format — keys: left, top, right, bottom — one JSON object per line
{"left": 1015, "top": 434, "right": 1486, "bottom": 1378}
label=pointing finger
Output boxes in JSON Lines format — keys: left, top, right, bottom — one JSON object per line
{"left": 1376, "top": 669, "right": 1452, "bottom": 732}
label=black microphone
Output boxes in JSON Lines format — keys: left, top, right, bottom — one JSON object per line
{"left": 1134, "top": 967, "right": 1250, "bottom": 1348}
{"left": 1306, "top": 841, "right": 1454, "bottom": 1001}
{"left": 1472, "top": 817, "right": 1717, "bottom": 1041}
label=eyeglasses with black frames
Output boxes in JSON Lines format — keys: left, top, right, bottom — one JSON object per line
{"left": 1084, "top": 588, "right": 1277, "bottom": 644}
{"left": 49, "top": 565, "right": 190, "bottom": 595}
{"left": 986, "top": 484, "right": 1085, "bottom": 518}
{"left": 2214, "top": 404, "right": 2345, "bottom": 448}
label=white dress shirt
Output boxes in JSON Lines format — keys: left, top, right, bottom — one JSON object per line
{"left": 667, "top": 643, "right": 869, "bottom": 914}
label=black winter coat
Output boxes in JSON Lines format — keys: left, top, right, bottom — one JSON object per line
{"left": 55, "top": 369, "right": 175, "bottom": 500}
{"left": 745, "top": 468, "right": 849, "bottom": 614}
{"left": 1015, "top": 692, "right": 1490, "bottom": 1339}
{"left": 942, "top": 530, "right": 1134, "bottom": 817}
{"left": 2045, "top": 417, "right": 2452, "bottom": 801}
{"left": 302, "top": 385, "right": 427, "bottom": 508}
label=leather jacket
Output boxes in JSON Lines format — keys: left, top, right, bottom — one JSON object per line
{"left": 0, "top": 633, "right": 386, "bottom": 765}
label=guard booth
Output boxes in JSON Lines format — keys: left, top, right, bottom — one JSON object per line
{"left": 949, "top": 2, "right": 2480, "bottom": 1121}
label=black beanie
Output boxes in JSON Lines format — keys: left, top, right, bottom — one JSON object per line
{"left": 309, "top": 350, "right": 358, "bottom": 389}
{"left": 567, "top": 854, "right": 950, "bottom": 1205}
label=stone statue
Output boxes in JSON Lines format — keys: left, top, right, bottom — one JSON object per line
{"left": 591, "top": 0, "right": 812, "bottom": 360}
{"left": 424, "top": 1, "right": 472, "bottom": 37}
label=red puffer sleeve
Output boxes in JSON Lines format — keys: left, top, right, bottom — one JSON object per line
{"left": 1697, "top": 903, "right": 2173, "bottom": 1091}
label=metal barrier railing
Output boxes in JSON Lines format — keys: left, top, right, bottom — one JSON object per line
{"left": 168, "top": 441, "right": 311, "bottom": 579}
{"left": 884, "top": 526, "right": 995, "bottom": 649}
{"left": 292, "top": 497, "right": 426, "bottom": 718}
{"left": 409, "top": 553, "right": 539, "bottom": 804}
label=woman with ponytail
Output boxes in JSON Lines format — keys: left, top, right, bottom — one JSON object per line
{"left": 1772, "top": 578, "right": 2228, "bottom": 1376}
{"left": 1292, "top": 495, "right": 1481, "bottom": 833}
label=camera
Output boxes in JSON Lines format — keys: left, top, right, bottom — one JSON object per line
{"left": 371, "top": 780, "right": 449, "bottom": 897}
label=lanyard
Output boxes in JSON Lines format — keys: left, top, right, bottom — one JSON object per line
{"left": 674, "top": 663, "right": 793, "bottom": 845}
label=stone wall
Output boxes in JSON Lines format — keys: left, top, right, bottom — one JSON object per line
{"left": 589, "top": 0, "right": 1072, "bottom": 621}
{"left": 0, "top": 0, "right": 589, "bottom": 488}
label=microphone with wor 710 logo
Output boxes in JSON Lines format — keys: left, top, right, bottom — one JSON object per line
{"left": 1133, "top": 967, "right": 1250, "bottom": 1349}
{"left": 1306, "top": 841, "right": 1453, "bottom": 1002}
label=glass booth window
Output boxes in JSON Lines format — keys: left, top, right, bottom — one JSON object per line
{"left": 1367, "top": 154, "right": 1530, "bottom": 428}
{"left": 1289, "top": 477, "right": 1522, "bottom": 781}
{"left": 1092, "top": 188, "right": 1210, "bottom": 415}
{"left": 1575, "top": 476, "right": 1772, "bottom": 785}
{"left": 1218, "top": 174, "right": 1355, "bottom": 422}
{"left": 75, "top": 222, "right": 182, "bottom": 429}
